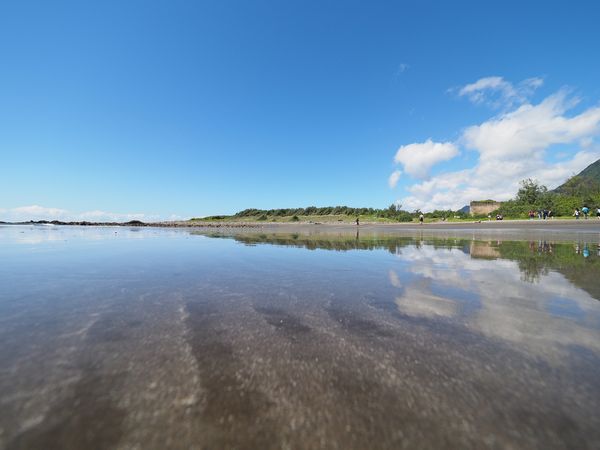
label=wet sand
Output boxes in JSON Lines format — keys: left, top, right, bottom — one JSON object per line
{"left": 12, "top": 217, "right": 600, "bottom": 233}
{"left": 196, "top": 219, "right": 600, "bottom": 244}
{"left": 178, "top": 218, "right": 600, "bottom": 231}
{"left": 1, "top": 226, "right": 599, "bottom": 449}
{"left": 4, "top": 284, "right": 599, "bottom": 449}
{"left": 255, "top": 218, "right": 600, "bottom": 230}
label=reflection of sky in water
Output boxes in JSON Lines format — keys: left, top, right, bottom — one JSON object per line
{"left": 392, "top": 243, "right": 600, "bottom": 360}
{"left": 547, "top": 297, "right": 585, "bottom": 321}
{"left": 3, "top": 226, "right": 600, "bottom": 449}
{"left": 2, "top": 226, "right": 600, "bottom": 367}
{"left": 0, "top": 224, "right": 175, "bottom": 246}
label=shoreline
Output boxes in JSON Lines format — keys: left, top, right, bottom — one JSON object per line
{"left": 2, "top": 218, "right": 600, "bottom": 229}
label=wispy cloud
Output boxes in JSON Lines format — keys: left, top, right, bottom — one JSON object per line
{"left": 0, "top": 205, "right": 163, "bottom": 222}
{"left": 388, "top": 170, "right": 402, "bottom": 188}
{"left": 9, "top": 205, "right": 70, "bottom": 219}
{"left": 392, "top": 79, "right": 600, "bottom": 211}
{"left": 455, "top": 75, "right": 544, "bottom": 109}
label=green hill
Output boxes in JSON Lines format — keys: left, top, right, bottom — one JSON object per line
{"left": 553, "top": 159, "right": 600, "bottom": 196}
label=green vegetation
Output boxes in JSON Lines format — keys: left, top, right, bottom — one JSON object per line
{"left": 555, "top": 158, "right": 600, "bottom": 195}
{"left": 190, "top": 158, "right": 600, "bottom": 222}
{"left": 495, "top": 159, "right": 600, "bottom": 218}
{"left": 497, "top": 176, "right": 600, "bottom": 218}
{"left": 190, "top": 204, "right": 466, "bottom": 223}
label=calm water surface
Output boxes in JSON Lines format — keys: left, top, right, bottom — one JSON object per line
{"left": 1, "top": 225, "right": 600, "bottom": 449}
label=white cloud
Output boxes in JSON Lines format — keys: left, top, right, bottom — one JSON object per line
{"left": 521, "top": 76, "right": 544, "bottom": 90}
{"left": 78, "top": 210, "right": 149, "bottom": 222}
{"left": 457, "top": 75, "right": 543, "bottom": 108}
{"left": 459, "top": 76, "right": 512, "bottom": 97}
{"left": 393, "top": 82, "right": 600, "bottom": 211}
{"left": 388, "top": 170, "right": 402, "bottom": 188}
{"left": 462, "top": 90, "right": 600, "bottom": 160}
{"left": 0, "top": 205, "right": 161, "bottom": 223}
{"left": 393, "top": 139, "right": 459, "bottom": 179}
{"left": 11, "top": 205, "right": 69, "bottom": 219}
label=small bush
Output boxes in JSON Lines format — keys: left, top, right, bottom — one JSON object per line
{"left": 396, "top": 211, "right": 414, "bottom": 222}
{"left": 258, "top": 214, "right": 268, "bottom": 221}
{"left": 291, "top": 215, "right": 300, "bottom": 221}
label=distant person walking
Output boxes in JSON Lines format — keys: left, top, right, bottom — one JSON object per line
{"left": 419, "top": 213, "right": 424, "bottom": 225}
{"left": 574, "top": 208, "right": 580, "bottom": 219}
{"left": 356, "top": 217, "right": 359, "bottom": 226}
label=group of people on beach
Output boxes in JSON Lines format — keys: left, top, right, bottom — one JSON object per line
{"left": 573, "top": 206, "right": 600, "bottom": 219}
{"left": 527, "top": 206, "right": 600, "bottom": 220}
{"left": 352, "top": 205, "right": 600, "bottom": 225}
{"left": 528, "top": 209, "right": 552, "bottom": 220}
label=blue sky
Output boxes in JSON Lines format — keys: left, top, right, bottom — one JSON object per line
{"left": 1, "top": 0, "right": 600, "bottom": 220}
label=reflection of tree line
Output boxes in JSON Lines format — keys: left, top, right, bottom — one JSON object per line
{"left": 195, "top": 232, "right": 600, "bottom": 300}
{"left": 197, "top": 232, "right": 471, "bottom": 254}
{"left": 495, "top": 240, "right": 600, "bottom": 299}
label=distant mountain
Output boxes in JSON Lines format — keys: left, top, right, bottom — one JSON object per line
{"left": 553, "top": 158, "right": 600, "bottom": 195}
{"left": 458, "top": 205, "right": 470, "bottom": 214}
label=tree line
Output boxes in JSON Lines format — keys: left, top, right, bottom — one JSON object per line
{"left": 496, "top": 176, "right": 600, "bottom": 218}
{"left": 202, "top": 173, "right": 600, "bottom": 221}
{"left": 233, "top": 205, "right": 468, "bottom": 221}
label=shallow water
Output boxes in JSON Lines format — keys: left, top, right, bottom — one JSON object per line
{"left": 1, "top": 225, "right": 600, "bottom": 449}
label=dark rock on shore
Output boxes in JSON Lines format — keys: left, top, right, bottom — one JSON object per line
{"left": 3, "top": 220, "right": 262, "bottom": 229}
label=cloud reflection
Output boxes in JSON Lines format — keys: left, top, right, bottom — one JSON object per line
{"left": 394, "top": 241, "right": 600, "bottom": 359}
